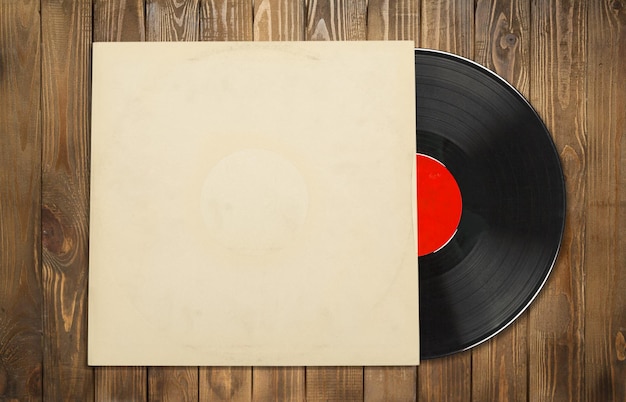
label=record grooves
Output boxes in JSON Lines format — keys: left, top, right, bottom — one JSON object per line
{"left": 415, "top": 49, "right": 566, "bottom": 359}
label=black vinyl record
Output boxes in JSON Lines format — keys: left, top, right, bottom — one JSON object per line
{"left": 415, "top": 49, "right": 566, "bottom": 359}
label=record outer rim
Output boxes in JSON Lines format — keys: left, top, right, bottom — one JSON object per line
{"left": 415, "top": 48, "right": 566, "bottom": 359}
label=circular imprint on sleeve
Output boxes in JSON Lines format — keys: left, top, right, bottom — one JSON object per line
{"left": 201, "top": 148, "right": 309, "bottom": 256}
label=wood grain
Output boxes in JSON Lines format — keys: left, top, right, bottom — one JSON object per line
{"left": 252, "top": 367, "right": 305, "bottom": 402}
{"left": 367, "top": 0, "right": 419, "bottom": 46}
{"left": 144, "top": 351, "right": 198, "bottom": 392}
{"left": 306, "top": 0, "right": 367, "bottom": 40}
{"left": 95, "top": 367, "right": 147, "bottom": 402}
{"left": 303, "top": 2, "right": 367, "bottom": 400}
{"left": 149, "top": 367, "right": 198, "bottom": 401}
{"left": 528, "top": 0, "right": 587, "bottom": 401}
{"left": 143, "top": 2, "right": 201, "bottom": 400}
{"left": 471, "top": 322, "right": 528, "bottom": 402}
{"left": 417, "top": 1, "right": 473, "bottom": 401}
{"left": 147, "top": 0, "right": 200, "bottom": 40}
{"left": 200, "top": 0, "right": 253, "bottom": 41}
{"left": 1, "top": 1, "right": 625, "bottom": 400}
{"left": 363, "top": 2, "right": 419, "bottom": 400}
{"left": 253, "top": 0, "right": 305, "bottom": 40}
{"left": 421, "top": 0, "right": 473, "bottom": 58}
{"left": 0, "top": 0, "right": 42, "bottom": 400}
{"left": 92, "top": 3, "right": 148, "bottom": 401}
{"left": 474, "top": 0, "right": 529, "bottom": 92}
{"left": 197, "top": 2, "right": 254, "bottom": 399}
{"left": 306, "top": 367, "right": 363, "bottom": 402}
{"left": 418, "top": 352, "right": 471, "bottom": 402}
{"left": 250, "top": 3, "right": 306, "bottom": 400}
{"left": 586, "top": 0, "right": 626, "bottom": 401}
{"left": 471, "top": 1, "right": 530, "bottom": 401}
{"left": 41, "top": 0, "right": 94, "bottom": 400}
{"left": 94, "top": 0, "right": 146, "bottom": 41}
{"left": 364, "top": 367, "right": 416, "bottom": 402}
{"left": 199, "top": 367, "right": 251, "bottom": 402}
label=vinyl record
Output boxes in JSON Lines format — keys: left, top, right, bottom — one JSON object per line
{"left": 415, "top": 49, "right": 566, "bottom": 359}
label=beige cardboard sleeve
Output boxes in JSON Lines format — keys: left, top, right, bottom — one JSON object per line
{"left": 88, "top": 41, "right": 418, "bottom": 366}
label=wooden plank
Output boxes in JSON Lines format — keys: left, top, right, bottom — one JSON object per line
{"left": 0, "top": 0, "right": 42, "bottom": 400}
{"left": 148, "top": 367, "right": 198, "bottom": 402}
{"left": 141, "top": 3, "right": 201, "bottom": 401}
{"left": 367, "top": 0, "right": 419, "bottom": 46}
{"left": 471, "top": 1, "right": 530, "bottom": 401}
{"left": 306, "top": 0, "right": 367, "bottom": 40}
{"left": 147, "top": 0, "right": 200, "bottom": 40}
{"left": 418, "top": 353, "right": 471, "bottom": 402}
{"left": 252, "top": 367, "right": 305, "bottom": 402}
{"left": 200, "top": 0, "right": 253, "bottom": 41}
{"left": 197, "top": 3, "right": 253, "bottom": 398}
{"left": 474, "top": 0, "right": 529, "bottom": 92}
{"left": 420, "top": 0, "right": 473, "bottom": 58}
{"left": 199, "top": 367, "right": 251, "bottom": 402}
{"left": 253, "top": 0, "right": 305, "bottom": 40}
{"left": 417, "top": 1, "right": 473, "bottom": 400}
{"left": 363, "top": 2, "right": 419, "bottom": 401}
{"left": 95, "top": 367, "right": 147, "bottom": 402}
{"left": 585, "top": 1, "right": 626, "bottom": 401}
{"left": 94, "top": 0, "right": 146, "bottom": 41}
{"left": 364, "top": 367, "right": 416, "bottom": 402}
{"left": 306, "top": 367, "right": 363, "bottom": 402}
{"left": 92, "top": 3, "right": 148, "bottom": 401}
{"left": 250, "top": 2, "right": 305, "bottom": 400}
{"left": 470, "top": 323, "right": 528, "bottom": 402}
{"left": 40, "top": 0, "right": 94, "bottom": 400}
{"left": 528, "top": 0, "right": 586, "bottom": 401}
{"left": 303, "top": 2, "right": 366, "bottom": 400}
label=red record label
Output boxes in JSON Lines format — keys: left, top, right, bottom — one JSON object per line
{"left": 417, "top": 153, "right": 463, "bottom": 256}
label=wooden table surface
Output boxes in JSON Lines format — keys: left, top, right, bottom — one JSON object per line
{"left": 1, "top": 0, "right": 624, "bottom": 401}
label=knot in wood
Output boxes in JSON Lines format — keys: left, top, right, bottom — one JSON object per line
{"left": 505, "top": 33, "right": 518, "bottom": 46}
{"left": 616, "top": 331, "right": 626, "bottom": 361}
{"left": 42, "top": 206, "right": 65, "bottom": 255}
{"left": 209, "top": 370, "right": 242, "bottom": 399}
{"left": 612, "top": 0, "right": 623, "bottom": 10}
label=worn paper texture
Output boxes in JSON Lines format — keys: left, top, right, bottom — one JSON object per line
{"left": 88, "top": 41, "right": 418, "bottom": 366}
